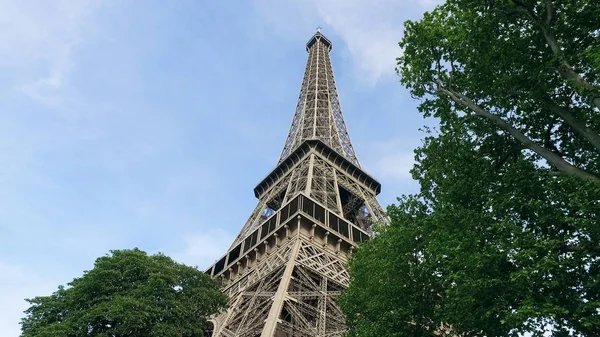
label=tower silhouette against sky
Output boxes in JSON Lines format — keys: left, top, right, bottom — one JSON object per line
{"left": 207, "top": 30, "right": 386, "bottom": 337}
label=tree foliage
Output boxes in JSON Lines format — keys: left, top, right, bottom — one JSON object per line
{"left": 341, "top": 1, "right": 600, "bottom": 336}
{"left": 20, "top": 249, "right": 227, "bottom": 337}
{"left": 399, "top": 0, "right": 600, "bottom": 182}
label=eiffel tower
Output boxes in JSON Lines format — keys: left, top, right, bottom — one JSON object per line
{"left": 207, "top": 29, "right": 386, "bottom": 337}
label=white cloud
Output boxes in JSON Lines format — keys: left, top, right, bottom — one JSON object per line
{"left": 19, "top": 47, "right": 75, "bottom": 108}
{"left": 313, "top": 1, "right": 405, "bottom": 85}
{"left": 359, "top": 138, "right": 416, "bottom": 182}
{"left": 253, "top": 0, "right": 442, "bottom": 85}
{"left": 171, "top": 229, "right": 236, "bottom": 270}
{"left": 0, "top": 0, "right": 102, "bottom": 109}
{"left": 374, "top": 150, "right": 415, "bottom": 181}
{"left": 357, "top": 137, "right": 420, "bottom": 203}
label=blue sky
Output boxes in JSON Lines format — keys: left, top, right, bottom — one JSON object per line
{"left": 0, "top": 0, "right": 440, "bottom": 335}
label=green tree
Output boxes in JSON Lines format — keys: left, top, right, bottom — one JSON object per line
{"left": 21, "top": 249, "right": 227, "bottom": 337}
{"left": 342, "top": 131, "right": 600, "bottom": 336}
{"left": 341, "top": 1, "right": 600, "bottom": 336}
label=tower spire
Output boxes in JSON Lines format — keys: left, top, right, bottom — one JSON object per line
{"left": 206, "top": 32, "right": 386, "bottom": 337}
{"left": 279, "top": 30, "right": 360, "bottom": 167}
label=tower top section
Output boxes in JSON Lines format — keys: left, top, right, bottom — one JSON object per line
{"left": 306, "top": 29, "right": 332, "bottom": 52}
{"left": 280, "top": 30, "right": 360, "bottom": 166}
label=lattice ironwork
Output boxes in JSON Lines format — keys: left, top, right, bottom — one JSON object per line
{"left": 207, "top": 30, "right": 388, "bottom": 337}
{"left": 279, "top": 31, "right": 359, "bottom": 167}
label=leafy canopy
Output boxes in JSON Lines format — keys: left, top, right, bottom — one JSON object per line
{"left": 341, "top": 0, "right": 600, "bottom": 336}
{"left": 21, "top": 249, "right": 227, "bottom": 337}
{"left": 399, "top": 0, "right": 600, "bottom": 182}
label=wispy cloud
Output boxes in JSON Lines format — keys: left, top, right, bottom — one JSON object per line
{"left": 361, "top": 138, "right": 416, "bottom": 182}
{"left": 357, "top": 137, "right": 421, "bottom": 204}
{"left": 253, "top": 0, "right": 442, "bottom": 85}
{"left": 374, "top": 150, "right": 415, "bottom": 182}
{"left": 0, "top": 0, "right": 101, "bottom": 109}
{"left": 313, "top": 0, "right": 408, "bottom": 85}
{"left": 19, "top": 47, "right": 75, "bottom": 108}
{"left": 171, "top": 229, "right": 236, "bottom": 270}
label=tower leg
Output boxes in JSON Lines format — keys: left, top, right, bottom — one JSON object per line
{"left": 261, "top": 239, "right": 301, "bottom": 337}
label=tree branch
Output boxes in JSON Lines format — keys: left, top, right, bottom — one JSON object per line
{"left": 541, "top": 97, "right": 600, "bottom": 153}
{"left": 543, "top": 115, "right": 563, "bottom": 156}
{"left": 544, "top": 0, "right": 554, "bottom": 26}
{"left": 560, "top": 244, "right": 600, "bottom": 254}
{"left": 510, "top": 0, "right": 532, "bottom": 12}
{"left": 435, "top": 84, "right": 600, "bottom": 183}
{"left": 510, "top": 1, "right": 600, "bottom": 109}
{"left": 541, "top": 24, "right": 600, "bottom": 109}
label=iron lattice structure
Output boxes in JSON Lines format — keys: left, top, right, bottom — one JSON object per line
{"left": 206, "top": 31, "right": 386, "bottom": 337}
